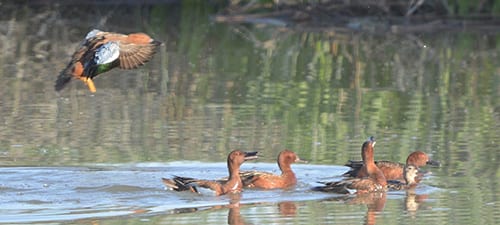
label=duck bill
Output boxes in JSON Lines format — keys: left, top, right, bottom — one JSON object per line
{"left": 243, "top": 151, "right": 259, "bottom": 161}
{"left": 426, "top": 160, "right": 441, "bottom": 167}
{"left": 295, "top": 157, "right": 309, "bottom": 163}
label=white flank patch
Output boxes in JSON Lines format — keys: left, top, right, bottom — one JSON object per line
{"left": 231, "top": 182, "right": 239, "bottom": 191}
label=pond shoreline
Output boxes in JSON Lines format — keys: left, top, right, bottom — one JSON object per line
{"left": 216, "top": 1, "right": 500, "bottom": 34}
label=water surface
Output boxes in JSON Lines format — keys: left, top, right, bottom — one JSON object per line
{"left": 0, "top": 1, "right": 499, "bottom": 224}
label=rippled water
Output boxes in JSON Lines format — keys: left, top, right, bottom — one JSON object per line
{"left": 0, "top": 164, "right": 329, "bottom": 222}
{"left": 0, "top": 1, "right": 500, "bottom": 225}
{"left": 0, "top": 163, "right": 440, "bottom": 224}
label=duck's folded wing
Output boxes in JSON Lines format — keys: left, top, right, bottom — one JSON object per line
{"left": 239, "top": 170, "right": 272, "bottom": 184}
{"left": 344, "top": 160, "right": 363, "bottom": 168}
{"left": 191, "top": 180, "right": 224, "bottom": 194}
{"left": 162, "top": 176, "right": 199, "bottom": 193}
{"left": 312, "top": 180, "right": 353, "bottom": 194}
{"left": 386, "top": 179, "right": 406, "bottom": 191}
{"left": 375, "top": 161, "right": 404, "bottom": 168}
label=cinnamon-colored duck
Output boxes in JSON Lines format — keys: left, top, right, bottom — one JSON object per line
{"left": 162, "top": 150, "right": 259, "bottom": 196}
{"left": 313, "top": 137, "right": 387, "bottom": 194}
{"left": 343, "top": 150, "right": 440, "bottom": 182}
{"left": 239, "top": 150, "right": 307, "bottom": 189}
{"left": 55, "top": 29, "right": 161, "bottom": 93}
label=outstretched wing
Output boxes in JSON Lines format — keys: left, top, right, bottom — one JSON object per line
{"left": 118, "top": 41, "right": 160, "bottom": 69}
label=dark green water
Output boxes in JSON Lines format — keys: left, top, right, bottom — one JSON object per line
{"left": 0, "top": 1, "right": 499, "bottom": 224}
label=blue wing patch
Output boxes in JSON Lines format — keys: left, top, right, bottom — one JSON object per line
{"left": 94, "top": 42, "right": 120, "bottom": 65}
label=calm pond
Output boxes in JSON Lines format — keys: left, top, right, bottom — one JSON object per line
{"left": 0, "top": 1, "right": 499, "bottom": 225}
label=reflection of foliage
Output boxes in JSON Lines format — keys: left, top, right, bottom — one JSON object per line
{"left": 0, "top": 4, "right": 499, "bottom": 223}
{"left": 228, "top": 0, "right": 500, "bottom": 16}
{"left": 0, "top": 2, "right": 498, "bottom": 177}
{"left": 220, "top": 1, "right": 500, "bottom": 34}
{"left": 202, "top": 23, "right": 500, "bottom": 167}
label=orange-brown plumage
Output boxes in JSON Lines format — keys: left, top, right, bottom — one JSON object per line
{"left": 162, "top": 150, "right": 259, "bottom": 196}
{"left": 313, "top": 137, "right": 387, "bottom": 194}
{"left": 240, "top": 150, "right": 306, "bottom": 189}
{"left": 55, "top": 29, "right": 161, "bottom": 92}
{"left": 344, "top": 150, "right": 440, "bottom": 182}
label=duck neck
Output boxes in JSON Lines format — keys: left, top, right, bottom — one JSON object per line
{"left": 280, "top": 163, "right": 296, "bottom": 179}
{"left": 279, "top": 159, "right": 293, "bottom": 173}
{"left": 226, "top": 161, "right": 243, "bottom": 190}
{"left": 365, "top": 155, "right": 377, "bottom": 177}
{"left": 362, "top": 146, "right": 375, "bottom": 165}
{"left": 364, "top": 145, "right": 386, "bottom": 186}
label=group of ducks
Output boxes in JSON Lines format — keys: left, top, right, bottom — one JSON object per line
{"left": 53, "top": 31, "right": 439, "bottom": 195}
{"left": 161, "top": 137, "right": 439, "bottom": 196}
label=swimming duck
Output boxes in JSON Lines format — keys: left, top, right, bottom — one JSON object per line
{"left": 343, "top": 150, "right": 439, "bottom": 182}
{"left": 162, "top": 150, "right": 259, "bottom": 196}
{"left": 313, "top": 137, "right": 387, "bottom": 194}
{"left": 239, "top": 150, "right": 307, "bottom": 189}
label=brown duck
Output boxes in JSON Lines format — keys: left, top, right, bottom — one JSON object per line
{"left": 239, "top": 150, "right": 307, "bottom": 189}
{"left": 162, "top": 150, "right": 259, "bottom": 196}
{"left": 313, "top": 137, "right": 388, "bottom": 194}
{"left": 343, "top": 150, "right": 440, "bottom": 182}
{"left": 55, "top": 29, "right": 161, "bottom": 92}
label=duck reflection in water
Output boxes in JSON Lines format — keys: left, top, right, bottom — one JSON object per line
{"left": 278, "top": 201, "right": 297, "bottom": 217}
{"left": 227, "top": 193, "right": 247, "bottom": 225}
{"left": 404, "top": 187, "right": 430, "bottom": 218}
{"left": 227, "top": 199, "right": 298, "bottom": 225}
{"left": 362, "top": 193, "right": 386, "bottom": 225}
{"left": 325, "top": 192, "right": 387, "bottom": 225}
